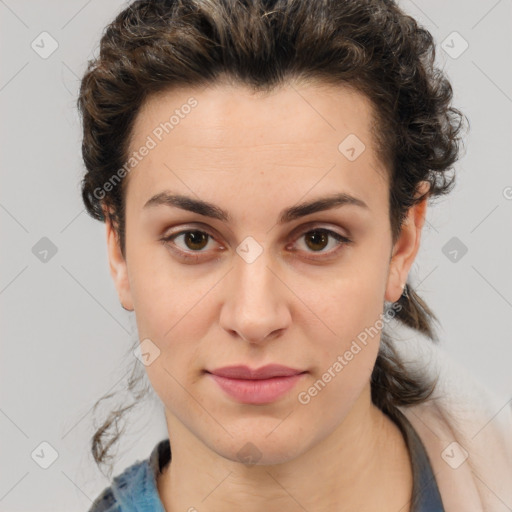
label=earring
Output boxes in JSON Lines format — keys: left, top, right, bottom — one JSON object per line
{"left": 401, "top": 282, "right": 409, "bottom": 299}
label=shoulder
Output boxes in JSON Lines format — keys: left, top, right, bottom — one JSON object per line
{"left": 88, "top": 485, "right": 120, "bottom": 512}
{"left": 395, "top": 333, "right": 512, "bottom": 507}
{"left": 87, "top": 439, "right": 170, "bottom": 512}
{"left": 87, "top": 459, "right": 149, "bottom": 512}
{"left": 394, "top": 331, "right": 512, "bottom": 424}
{"left": 394, "top": 330, "right": 512, "bottom": 436}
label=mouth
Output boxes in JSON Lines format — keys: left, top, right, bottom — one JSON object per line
{"left": 204, "top": 364, "right": 308, "bottom": 404}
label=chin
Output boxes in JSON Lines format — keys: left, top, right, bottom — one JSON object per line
{"left": 209, "top": 431, "right": 307, "bottom": 468}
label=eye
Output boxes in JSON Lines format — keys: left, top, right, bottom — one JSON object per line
{"left": 291, "top": 228, "right": 352, "bottom": 259}
{"left": 160, "top": 226, "right": 352, "bottom": 263}
{"left": 161, "top": 229, "right": 220, "bottom": 262}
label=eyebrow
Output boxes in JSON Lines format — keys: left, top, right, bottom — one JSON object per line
{"left": 143, "top": 191, "right": 369, "bottom": 224}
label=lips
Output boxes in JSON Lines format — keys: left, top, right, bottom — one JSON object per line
{"left": 206, "top": 364, "right": 305, "bottom": 380}
{"left": 205, "top": 364, "right": 307, "bottom": 404}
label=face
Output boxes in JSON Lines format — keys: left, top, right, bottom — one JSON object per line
{"left": 106, "top": 80, "right": 427, "bottom": 466}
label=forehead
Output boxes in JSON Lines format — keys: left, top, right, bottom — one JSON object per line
{"left": 124, "top": 80, "right": 388, "bottom": 214}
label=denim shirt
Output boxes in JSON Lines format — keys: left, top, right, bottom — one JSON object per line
{"left": 88, "top": 409, "right": 444, "bottom": 512}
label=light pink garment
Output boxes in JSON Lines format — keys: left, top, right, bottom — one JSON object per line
{"left": 394, "top": 332, "right": 512, "bottom": 511}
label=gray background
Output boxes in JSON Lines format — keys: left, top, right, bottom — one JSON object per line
{"left": 1, "top": 0, "right": 511, "bottom": 510}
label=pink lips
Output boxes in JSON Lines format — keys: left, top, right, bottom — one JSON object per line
{"left": 206, "top": 364, "right": 307, "bottom": 404}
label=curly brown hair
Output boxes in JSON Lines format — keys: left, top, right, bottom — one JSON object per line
{"left": 77, "top": 0, "right": 466, "bottom": 476}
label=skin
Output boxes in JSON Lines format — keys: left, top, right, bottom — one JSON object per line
{"left": 105, "top": 79, "right": 429, "bottom": 511}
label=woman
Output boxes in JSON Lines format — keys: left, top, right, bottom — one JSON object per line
{"left": 78, "top": 0, "right": 512, "bottom": 510}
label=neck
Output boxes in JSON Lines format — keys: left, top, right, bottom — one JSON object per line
{"left": 157, "top": 384, "right": 413, "bottom": 512}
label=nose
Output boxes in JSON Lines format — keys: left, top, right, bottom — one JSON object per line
{"left": 219, "top": 247, "right": 291, "bottom": 344}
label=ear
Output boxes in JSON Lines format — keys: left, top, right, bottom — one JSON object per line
{"left": 104, "top": 209, "right": 134, "bottom": 311}
{"left": 384, "top": 181, "right": 430, "bottom": 303}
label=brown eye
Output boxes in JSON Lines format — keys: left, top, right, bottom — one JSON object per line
{"left": 161, "top": 229, "right": 218, "bottom": 262}
{"left": 293, "top": 228, "right": 352, "bottom": 259}
{"left": 181, "top": 231, "right": 209, "bottom": 251}
{"left": 304, "top": 230, "right": 330, "bottom": 252}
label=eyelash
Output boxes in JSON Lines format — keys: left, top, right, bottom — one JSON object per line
{"left": 160, "top": 226, "right": 352, "bottom": 263}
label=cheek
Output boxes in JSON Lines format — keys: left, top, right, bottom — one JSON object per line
{"left": 291, "top": 253, "right": 388, "bottom": 398}
{"left": 294, "top": 288, "right": 384, "bottom": 431}
{"left": 127, "top": 246, "right": 221, "bottom": 383}
{"left": 297, "top": 256, "right": 388, "bottom": 347}
{"left": 139, "top": 307, "right": 211, "bottom": 418}
{"left": 126, "top": 239, "right": 204, "bottom": 336}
